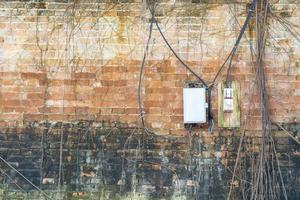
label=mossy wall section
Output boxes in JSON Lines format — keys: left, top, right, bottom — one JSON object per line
{"left": 0, "top": 122, "right": 299, "bottom": 199}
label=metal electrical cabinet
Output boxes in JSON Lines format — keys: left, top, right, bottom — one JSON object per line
{"left": 183, "top": 88, "right": 207, "bottom": 124}
{"left": 218, "top": 81, "right": 240, "bottom": 128}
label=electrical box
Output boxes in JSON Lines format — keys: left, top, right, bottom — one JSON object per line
{"left": 183, "top": 88, "right": 206, "bottom": 124}
{"left": 218, "top": 81, "right": 240, "bottom": 128}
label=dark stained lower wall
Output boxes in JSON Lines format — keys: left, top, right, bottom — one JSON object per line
{"left": 0, "top": 121, "right": 299, "bottom": 200}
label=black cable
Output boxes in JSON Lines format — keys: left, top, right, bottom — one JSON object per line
{"left": 211, "top": 49, "right": 235, "bottom": 85}
{"left": 226, "top": 0, "right": 257, "bottom": 83}
{"left": 153, "top": 18, "right": 208, "bottom": 88}
{"left": 145, "top": 0, "right": 256, "bottom": 132}
{"left": 145, "top": 0, "right": 257, "bottom": 90}
{"left": 207, "top": 87, "right": 214, "bottom": 133}
{"left": 147, "top": 3, "right": 208, "bottom": 88}
{"left": 212, "top": 0, "right": 257, "bottom": 85}
{"left": 146, "top": 1, "right": 213, "bottom": 131}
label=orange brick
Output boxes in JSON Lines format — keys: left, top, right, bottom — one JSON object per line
{"left": 25, "top": 99, "right": 44, "bottom": 107}
{"left": 62, "top": 107, "right": 76, "bottom": 114}
{"left": 24, "top": 114, "right": 44, "bottom": 121}
{"left": 114, "top": 80, "right": 127, "bottom": 87}
{"left": 125, "top": 108, "right": 138, "bottom": 114}
{"left": 76, "top": 80, "right": 90, "bottom": 86}
{"left": 0, "top": 113, "right": 22, "bottom": 121}
{"left": 148, "top": 108, "right": 161, "bottom": 115}
{"left": 1, "top": 107, "right": 25, "bottom": 113}
{"left": 48, "top": 79, "right": 75, "bottom": 86}
{"left": 21, "top": 72, "right": 46, "bottom": 85}
{"left": 144, "top": 101, "right": 163, "bottom": 107}
{"left": 1, "top": 92, "right": 22, "bottom": 100}
{"left": 27, "top": 93, "right": 44, "bottom": 99}
{"left": 48, "top": 93, "right": 76, "bottom": 101}
{"left": 94, "top": 87, "right": 109, "bottom": 93}
{"left": 112, "top": 108, "right": 125, "bottom": 114}
{"left": 101, "top": 80, "right": 114, "bottom": 86}
{"left": 75, "top": 72, "right": 96, "bottom": 79}
{"left": 1, "top": 100, "right": 23, "bottom": 107}
{"left": 173, "top": 108, "right": 182, "bottom": 115}
{"left": 47, "top": 114, "right": 71, "bottom": 121}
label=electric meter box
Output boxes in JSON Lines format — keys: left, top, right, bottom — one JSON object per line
{"left": 218, "top": 81, "right": 240, "bottom": 128}
{"left": 183, "top": 88, "right": 206, "bottom": 124}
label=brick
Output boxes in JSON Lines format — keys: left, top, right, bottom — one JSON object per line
{"left": 75, "top": 72, "right": 96, "bottom": 79}
{"left": 1, "top": 107, "right": 25, "bottom": 113}
{"left": 94, "top": 87, "right": 109, "bottom": 93}
{"left": 25, "top": 99, "right": 44, "bottom": 107}
{"left": 144, "top": 101, "right": 163, "bottom": 108}
{"left": 21, "top": 72, "right": 46, "bottom": 83}
{"left": 125, "top": 108, "right": 138, "bottom": 114}
{"left": 101, "top": 80, "right": 114, "bottom": 86}
{"left": 1, "top": 92, "right": 23, "bottom": 100}
{"left": 102, "top": 66, "right": 126, "bottom": 73}
{"left": 170, "top": 116, "right": 183, "bottom": 123}
{"left": 114, "top": 80, "right": 127, "bottom": 87}
{"left": 112, "top": 108, "right": 125, "bottom": 114}
{"left": 0, "top": 113, "right": 22, "bottom": 121}
{"left": 23, "top": 114, "right": 44, "bottom": 121}
{"left": 27, "top": 93, "right": 44, "bottom": 99}
{"left": 47, "top": 114, "right": 70, "bottom": 121}
{"left": 38, "top": 107, "right": 57, "bottom": 113}
{"left": 48, "top": 93, "right": 76, "bottom": 101}
{"left": 1, "top": 100, "right": 23, "bottom": 107}
{"left": 48, "top": 79, "right": 75, "bottom": 86}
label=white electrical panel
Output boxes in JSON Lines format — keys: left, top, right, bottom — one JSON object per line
{"left": 223, "top": 88, "right": 233, "bottom": 112}
{"left": 183, "top": 88, "right": 206, "bottom": 124}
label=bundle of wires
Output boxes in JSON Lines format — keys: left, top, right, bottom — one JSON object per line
{"left": 138, "top": 0, "right": 292, "bottom": 199}
{"left": 138, "top": 0, "right": 258, "bottom": 133}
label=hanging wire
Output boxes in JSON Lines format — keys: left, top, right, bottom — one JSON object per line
{"left": 137, "top": 4, "right": 155, "bottom": 128}
{"left": 148, "top": 6, "right": 208, "bottom": 88}
{"left": 212, "top": 0, "right": 258, "bottom": 86}
{"left": 144, "top": 1, "right": 217, "bottom": 132}
{"left": 144, "top": 0, "right": 259, "bottom": 134}
{"left": 0, "top": 168, "right": 26, "bottom": 192}
{"left": 276, "top": 123, "right": 300, "bottom": 145}
{"left": 248, "top": 1, "right": 288, "bottom": 199}
{"left": 0, "top": 156, "right": 53, "bottom": 200}
{"left": 271, "top": 13, "right": 300, "bottom": 44}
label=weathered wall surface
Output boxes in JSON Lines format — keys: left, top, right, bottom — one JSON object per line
{"left": 0, "top": 122, "right": 233, "bottom": 200}
{"left": 0, "top": 0, "right": 299, "bottom": 134}
{"left": 0, "top": 122, "right": 299, "bottom": 200}
{"left": 0, "top": 0, "right": 299, "bottom": 199}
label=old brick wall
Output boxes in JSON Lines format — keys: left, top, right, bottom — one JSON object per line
{"left": 0, "top": 0, "right": 299, "bottom": 199}
{"left": 0, "top": 122, "right": 299, "bottom": 200}
{"left": 0, "top": 122, "right": 234, "bottom": 199}
{"left": 0, "top": 0, "right": 298, "bottom": 135}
